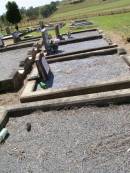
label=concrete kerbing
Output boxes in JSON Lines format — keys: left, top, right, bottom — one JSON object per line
{"left": 0, "top": 42, "right": 34, "bottom": 53}
{"left": 0, "top": 109, "right": 9, "bottom": 130}
{"left": 122, "top": 55, "right": 130, "bottom": 66}
{"left": 0, "top": 45, "right": 38, "bottom": 92}
{"left": 3, "top": 88, "right": 130, "bottom": 119}
{"left": 61, "top": 29, "right": 98, "bottom": 38}
{"left": 48, "top": 47, "right": 118, "bottom": 63}
{"left": 118, "top": 47, "right": 127, "bottom": 55}
{"left": 46, "top": 44, "right": 118, "bottom": 59}
{"left": 59, "top": 35, "right": 103, "bottom": 45}
{"left": 20, "top": 77, "right": 130, "bottom": 103}
{"left": 1, "top": 88, "right": 130, "bottom": 128}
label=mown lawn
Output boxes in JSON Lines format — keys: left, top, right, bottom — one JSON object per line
{"left": 50, "top": 0, "right": 130, "bottom": 21}
{"left": 90, "top": 12, "right": 130, "bottom": 37}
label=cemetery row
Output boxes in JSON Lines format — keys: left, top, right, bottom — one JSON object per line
{"left": 1, "top": 23, "right": 130, "bottom": 172}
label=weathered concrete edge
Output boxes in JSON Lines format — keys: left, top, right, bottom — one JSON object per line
{"left": 65, "top": 28, "right": 98, "bottom": 35}
{"left": 0, "top": 42, "right": 33, "bottom": 52}
{"left": 20, "top": 76, "right": 130, "bottom": 103}
{"left": 46, "top": 44, "right": 118, "bottom": 59}
{"left": 0, "top": 109, "right": 9, "bottom": 130}
{"left": 4, "top": 88, "right": 130, "bottom": 117}
{"left": 122, "top": 55, "right": 130, "bottom": 66}
{"left": 48, "top": 47, "right": 118, "bottom": 63}
{"left": 59, "top": 35, "right": 102, "bottom": 45}
{"left": 1, "top": 88, "right": 130, "bottom": 128}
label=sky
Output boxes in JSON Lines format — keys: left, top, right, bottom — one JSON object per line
{"left": 0, "top": 0, "right": 59, "bottom": 15}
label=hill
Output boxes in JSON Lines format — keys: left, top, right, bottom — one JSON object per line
{"left": 49, "top": 0, "right": 130, "bottom": 21}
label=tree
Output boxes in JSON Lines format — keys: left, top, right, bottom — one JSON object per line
{"left": 6, "top": 1, "right": 22, "bottom": 30}
{"left": 40, "top": 2, "right": 58, "bottom": 18}
{"left": 26, "top": 6, "right": 39, "bottom": 19}
{"left": 20, "top": 7, "right": 27, "bottom": 18}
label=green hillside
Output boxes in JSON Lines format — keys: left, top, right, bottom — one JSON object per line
{"left": 50, "top": 0, "right": 130, "bottom": 21}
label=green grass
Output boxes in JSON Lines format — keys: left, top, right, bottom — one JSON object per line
{"left": 2, "top": 0, "right": 130, "bottom": 41}
{"left": 25, "top": 31, "right": 41, "bottom": 37}
{"left": 23, "top": 11, "right": 130, "bottom": 39}
{"left": 50, "top": 0, "right": 130, "bottom": 21}
{"left": 48, "top": 23, "right": 96, "bottom": 36}
{"left": 90, "top": 12, "right": 130, "bottom": 37}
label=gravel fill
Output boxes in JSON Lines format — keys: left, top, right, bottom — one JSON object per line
{"left": 1, "top": 105, "right": 130, "bottom": 172}
{"left": 58, "top": 38, "right": 109, "bottom": 54}
{"left": 63, "top": 30, "right": 100, "bottom": 40}
{"left": 37, "top": 54, "right": 130, "bottom": 90}
{"left": 0, "top": 47, "right": 31, "bottom": 81}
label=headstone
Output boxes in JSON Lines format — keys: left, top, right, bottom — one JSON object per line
{"left": 55, "top": 24, "right": 60, "bottom": 38}
{"left": 5, "top": 27, "right": 11, "bottom": 35}
{"left": 0, "top": 36, "right": 4, "bottom": 48}
{"left": 41, "top": 28, "right": 50, "bottom": 52}
{"left": 36, "top": 53, "right": 50, "bottom": 81}
{"left": 12, "top": 31, "right": 20, "bottom": 43}
{"left": 39, "top": 21, "right": 44, "bottom": 30}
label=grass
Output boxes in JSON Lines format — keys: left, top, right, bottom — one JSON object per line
{"left": 50, "top": 0, "right": 130, "bottom": 21}
{"left": 90, "top": 12, "right": 130, "bottom": 37}
{"left": 24, "top": 31, "right": 41, "bottom": 37}
{"left": 2, "top": 0, "right": 130, "bottom": 42}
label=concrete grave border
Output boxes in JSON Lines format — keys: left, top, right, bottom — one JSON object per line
{"left": 46, "top": 44, "right": 118, "bottom": 59}
{"left": 20, "top": 48, "right": 130, "bottom": 103}
{"left": 0, "top": 46, "right": 39, "bottom": 92}
{"left": 2, "top": 88, "right": 130, "bottom": 129}
{"left": 20, "top": 77, "right": 130, "bottom": 103}
{"left": 58, "top": 28, "right": 108, "bottom": 45}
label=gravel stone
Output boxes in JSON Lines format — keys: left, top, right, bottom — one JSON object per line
{"left": 63, "top": 30, "right": 100, "bottom": 40}
{"left": 0, "top": 47, "right": 32, "bottom": 81}
{"left": 59, "top": 38, "right": 109, "bottom": 54}
{"left": 37, "top": 54, "right": 130, "bottom": 90}
{"left": 1, "top": 105, "right": 130, "bottom": 172}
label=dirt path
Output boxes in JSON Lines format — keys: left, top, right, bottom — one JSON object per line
{"left": 0, "top": 91, "right": 21, "bottom": 107}
{"left": 106, "top": 31, "right": 130, "bottom": 54}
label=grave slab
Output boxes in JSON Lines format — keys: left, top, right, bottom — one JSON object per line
{"left": 20, "top": 50, "right": 130, "bottom": 103}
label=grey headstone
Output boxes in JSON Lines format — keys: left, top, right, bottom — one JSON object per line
{"left": 55, "top": 24, "right": 60, "bottom": 38}
{"left": 41, "top": 28, "right": 50, "bottom": 52}
{"left": 0, "top": 37, "right": 4, "bottom": 48}
{"left": 12, "top": 32, "right": 20, "bottom": 43}
{"left": 36, "top": 53, "right": 50, "bottom": 81}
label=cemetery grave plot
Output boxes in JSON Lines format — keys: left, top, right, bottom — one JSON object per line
{"left": 47, "top": 37, "right": 113, "bottom": 58}
{"left": 58, "top": 38, "right": 109, "bottom": 54}
{"left": 0, "top": 46, "right": 32, "bottom": 92}
{"left": 20, "top": 48, "right": 130, "bottom": 103}
{"left": 62, "top": 29, "right": 100, "bottom": 41}
{"left": 1, "top": 104, "right": 130, "bottom": 172}
{"left": 0, "top": 38, "right": 39, "bottom": 52}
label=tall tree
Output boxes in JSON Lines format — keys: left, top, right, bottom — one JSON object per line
{"left": 6, "top": 1, "right": 22, "bottom": 30}
{"left": 40, "top": 2, "right": 58, "bottom": 18}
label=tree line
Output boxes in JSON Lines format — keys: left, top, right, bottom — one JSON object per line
{"left": 0, "top": 1, "right": 59, "bottom": 27}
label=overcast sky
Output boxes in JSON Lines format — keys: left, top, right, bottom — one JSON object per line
{"left": 0, "top": 0, "right": 59, "bottom": 15}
